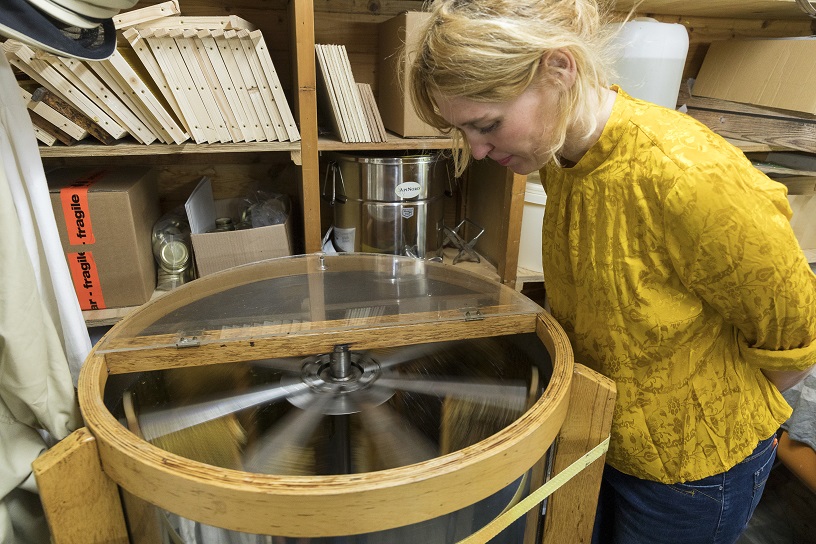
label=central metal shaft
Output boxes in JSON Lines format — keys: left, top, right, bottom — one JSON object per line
{"left": 329, "top": 344, "right": 352, "bottom": 380}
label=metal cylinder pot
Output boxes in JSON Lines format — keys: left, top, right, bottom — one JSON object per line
{"left": 324, "top": 151, "right": 451, "bottom": 258}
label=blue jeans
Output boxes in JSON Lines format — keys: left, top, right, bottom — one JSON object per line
{"left": 592, "top": 434, "right": 778, "bottom": 544}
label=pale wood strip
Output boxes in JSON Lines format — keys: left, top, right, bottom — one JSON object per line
{"left": 97, "top": 50, "right": 189, "bottom": 144}
{"left": 154, "top": 28, "right": 222, "bottom": 143}
{"left": 32, "top": 428, "right": 129, "bottom": 544}
{"left": 140, "top": 29, "right": 209, "bottom": 143}
{"left": 357, "top": 82, "right": 386, "bottom": 142}
{"left": 186, "top": 29, "right": 245, "bottom": 143}
{"left": 53, "top": 56, "right": 158, "bottom": 144}
{"left": 250, "top": 30, "right": 300, "bottom": 142}
{"left": 212, "top": 29, "right": 267, "bottom": 142}
{"left": 32, "top": 123, "right": 58, "bottom": 146}
{"left": 20, "top": 87, "right": 87, "bottom": 140}
{"left": 236, "top": 29, "right": 287, "bottom": 141}
{"left": 324, "top": 44, "right": 361, "bottom": 142}
{"left": 333, "top": 43, "right": 371, "bottom": 142}
{"left": 122, "top": 27, "right": 191, "bottom": 136}
{"left": 197, "top": 30, "right": 255, "bottom": 142}
{"left": 4, "top": 42, "right": 127, "bottom": 139}
{"left": 28, "top": 110, "right": 78, "bottom": 146}
{"left": 222, "top": 29, "right": 277, "bottom": 141}
{"left": 87, "top": 57, "right": 171, "bottom": 144}
{"left": 171, "top": 29, "right": 232, "bottom": 143}
{"left": 114, "top": 0, "right": 180, "bottom": 29}
{"left": 31, "top": 87, "right": 116, "bottom": 145}
{"left": 314, "top": 43, "right": 349, "bottom": 142}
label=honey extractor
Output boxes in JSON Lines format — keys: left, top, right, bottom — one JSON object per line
{"left": 34, "top": 253, "right": 614, "bottom": 544}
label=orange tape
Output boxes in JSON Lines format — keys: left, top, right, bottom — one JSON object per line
{"left": 59, "top": 170, "right": 105, "bottom": 245}
{"left": 67, "top": 251, "right": 106, "bottom": 310}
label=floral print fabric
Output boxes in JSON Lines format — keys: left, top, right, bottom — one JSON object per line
{"left": 540, "top": 87, "right": 816, "bottom": 483}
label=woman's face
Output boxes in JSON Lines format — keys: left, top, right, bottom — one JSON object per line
{"left": 433, "top": 81, "right": 562, "bottom": 175}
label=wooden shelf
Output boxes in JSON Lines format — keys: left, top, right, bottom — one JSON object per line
{"left": 317, "top": 133, "right": 453, "bottom": 152}
{"left": 615, "top": 0, "right": 810, "bottom": 19}
{"left": 38, "top": 139, "right": 300, "bottom": 158}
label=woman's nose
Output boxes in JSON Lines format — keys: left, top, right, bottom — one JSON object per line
{"left": 469, "top": 139, "right": 493, "bottom": 161}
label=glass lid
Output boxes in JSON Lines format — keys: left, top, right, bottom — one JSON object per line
{"left": 97, "top": 253, "right": 543, "bottom": 354}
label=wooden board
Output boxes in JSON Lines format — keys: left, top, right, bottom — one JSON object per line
{"left": 20, "top": 87, "right": 87, "bottom": 141}
{"left": 32, "top": 428, "right": 129, "bottom": 544}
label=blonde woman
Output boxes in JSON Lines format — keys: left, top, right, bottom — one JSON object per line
{"left": 408, "top": 1, "right": 816, "bottom": 542}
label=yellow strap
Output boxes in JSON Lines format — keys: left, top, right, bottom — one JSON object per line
{"left": 456, "top": 436, "right": 610, "bottom": 544}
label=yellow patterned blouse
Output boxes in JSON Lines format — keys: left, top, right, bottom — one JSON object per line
{"left": 540, "top": 87, "right": 816, "bottom": 484}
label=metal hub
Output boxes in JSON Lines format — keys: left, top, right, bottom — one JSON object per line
{"left": 282, "top": 346, "right": 395, "bottom": 415}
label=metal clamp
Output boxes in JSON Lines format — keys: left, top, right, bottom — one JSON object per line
{"left": 439, "top": 218, "right": 484, "bottom": 264}
{"left": 321, "top": 161, "right": 348, "bottom": 205}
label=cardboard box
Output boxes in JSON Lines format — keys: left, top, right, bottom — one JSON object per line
{"left": 190, "top": 197, "right": 294, "bottom": 277}
{"left": 48, "top": 167, "right": 159, "bottom": 310}
{"left": 378, "top": 11, "right": 443, "bottom": 138}
{"left": 694, "top": 37, "right": 816, "bottom": 115}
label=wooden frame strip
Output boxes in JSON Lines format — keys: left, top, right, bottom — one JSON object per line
{"left": 218, "top": 29, "right": 276, "bottom": 141}
{"left": 185, "top": 29, "right": 245, "bottom": 142}
{"left": 197, "top": 29, "right": 255, "bottom": 142}
{"left": 52, "top": 56, "right": 158, "bottom": 144}
{"left": 97, "top": 50, "right": 189, "bottom": 144}
{"left": 4, "top": 42, "right": 127, "bottom": 140}
{"left": 122, "top": 27, "right": 191, "bottom": 137}
{"left": 250, "top": 30, "right": 300, "bottom": 142}
{"left": 30, "top": 87, "right": 116, "bottom": 145}
{"left": 113, "top": 0, "right": 180, "bottom": 29}
{"left": 170, "top": 28, "right": 232, "bottom": 143}
{"left": 237, "top": 29, "right": 286, "bottom": 141}
{"left": 141, "top": 29, "right": 210, "bottom": 143}
{"left": 20, "top": 87, "right": 87, "bottom": 141}
{"left": 211, "top": 29, "right": 266, "bottom": 142}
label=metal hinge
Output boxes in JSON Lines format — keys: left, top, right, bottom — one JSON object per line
{"left": 175, "top": 334, "right": 201, "bottom": 348}
{"left": 461, "top": 307, "right": 484, "bottom": 321}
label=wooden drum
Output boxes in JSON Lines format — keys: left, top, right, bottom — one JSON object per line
{"left": 34, "top": 253, "right": 613, "bottom": 544}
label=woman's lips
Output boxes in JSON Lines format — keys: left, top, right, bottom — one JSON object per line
{"left": 496, "top": 155, "right": 512, "bottom": 166}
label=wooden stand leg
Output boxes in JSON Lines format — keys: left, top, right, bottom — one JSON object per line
{"left": 541, "top": 363, "right": 615, "bottom": 544}
{"left": 32, "top": 427, "right": 129, "bottom": 544}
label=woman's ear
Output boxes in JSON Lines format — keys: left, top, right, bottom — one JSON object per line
{"left": 541, "top": 49, "right": 577, "bottom": 89}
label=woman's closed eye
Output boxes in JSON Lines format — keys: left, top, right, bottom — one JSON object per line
{"left": 478, "top": 121, "right": 499, "bottom": 134}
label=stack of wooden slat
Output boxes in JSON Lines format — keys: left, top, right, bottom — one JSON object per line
{"left": 3, "top": 0, "right": 300, "bottom": 146}
{"left": 679, "top": 84, "right": 816, "bottom": 155}
{"left": 315, "top": 43, "right": 387, "bottom": 143}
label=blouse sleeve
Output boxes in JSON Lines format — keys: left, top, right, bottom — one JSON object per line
{"left": 663, "top": 160, "right": 816, "bottom": 372}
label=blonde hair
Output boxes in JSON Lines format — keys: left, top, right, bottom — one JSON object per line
{"left": 408, "top": 0, "right": 620, "bottom": 175}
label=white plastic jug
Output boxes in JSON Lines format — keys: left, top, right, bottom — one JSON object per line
{"left": 608, "top": 17, "right": 689, "bottom": 109}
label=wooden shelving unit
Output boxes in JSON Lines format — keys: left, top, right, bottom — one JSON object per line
{"left": 35, "top": 0, "right": 814, "bottom": 327}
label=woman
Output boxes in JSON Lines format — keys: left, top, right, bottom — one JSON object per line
{"left": 407, "top": 1, "right": 816, "bottom": 542}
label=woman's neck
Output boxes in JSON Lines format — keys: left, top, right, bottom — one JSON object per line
{"left": 559, "top": 87, "right": 617, "bottom": 165}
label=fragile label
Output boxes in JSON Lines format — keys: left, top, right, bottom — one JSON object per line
{"left": 59, "top": 170, "right": 105, "bottom": 245}
{"left": 67, "top": 251, "right": 106, "bottom": 310}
